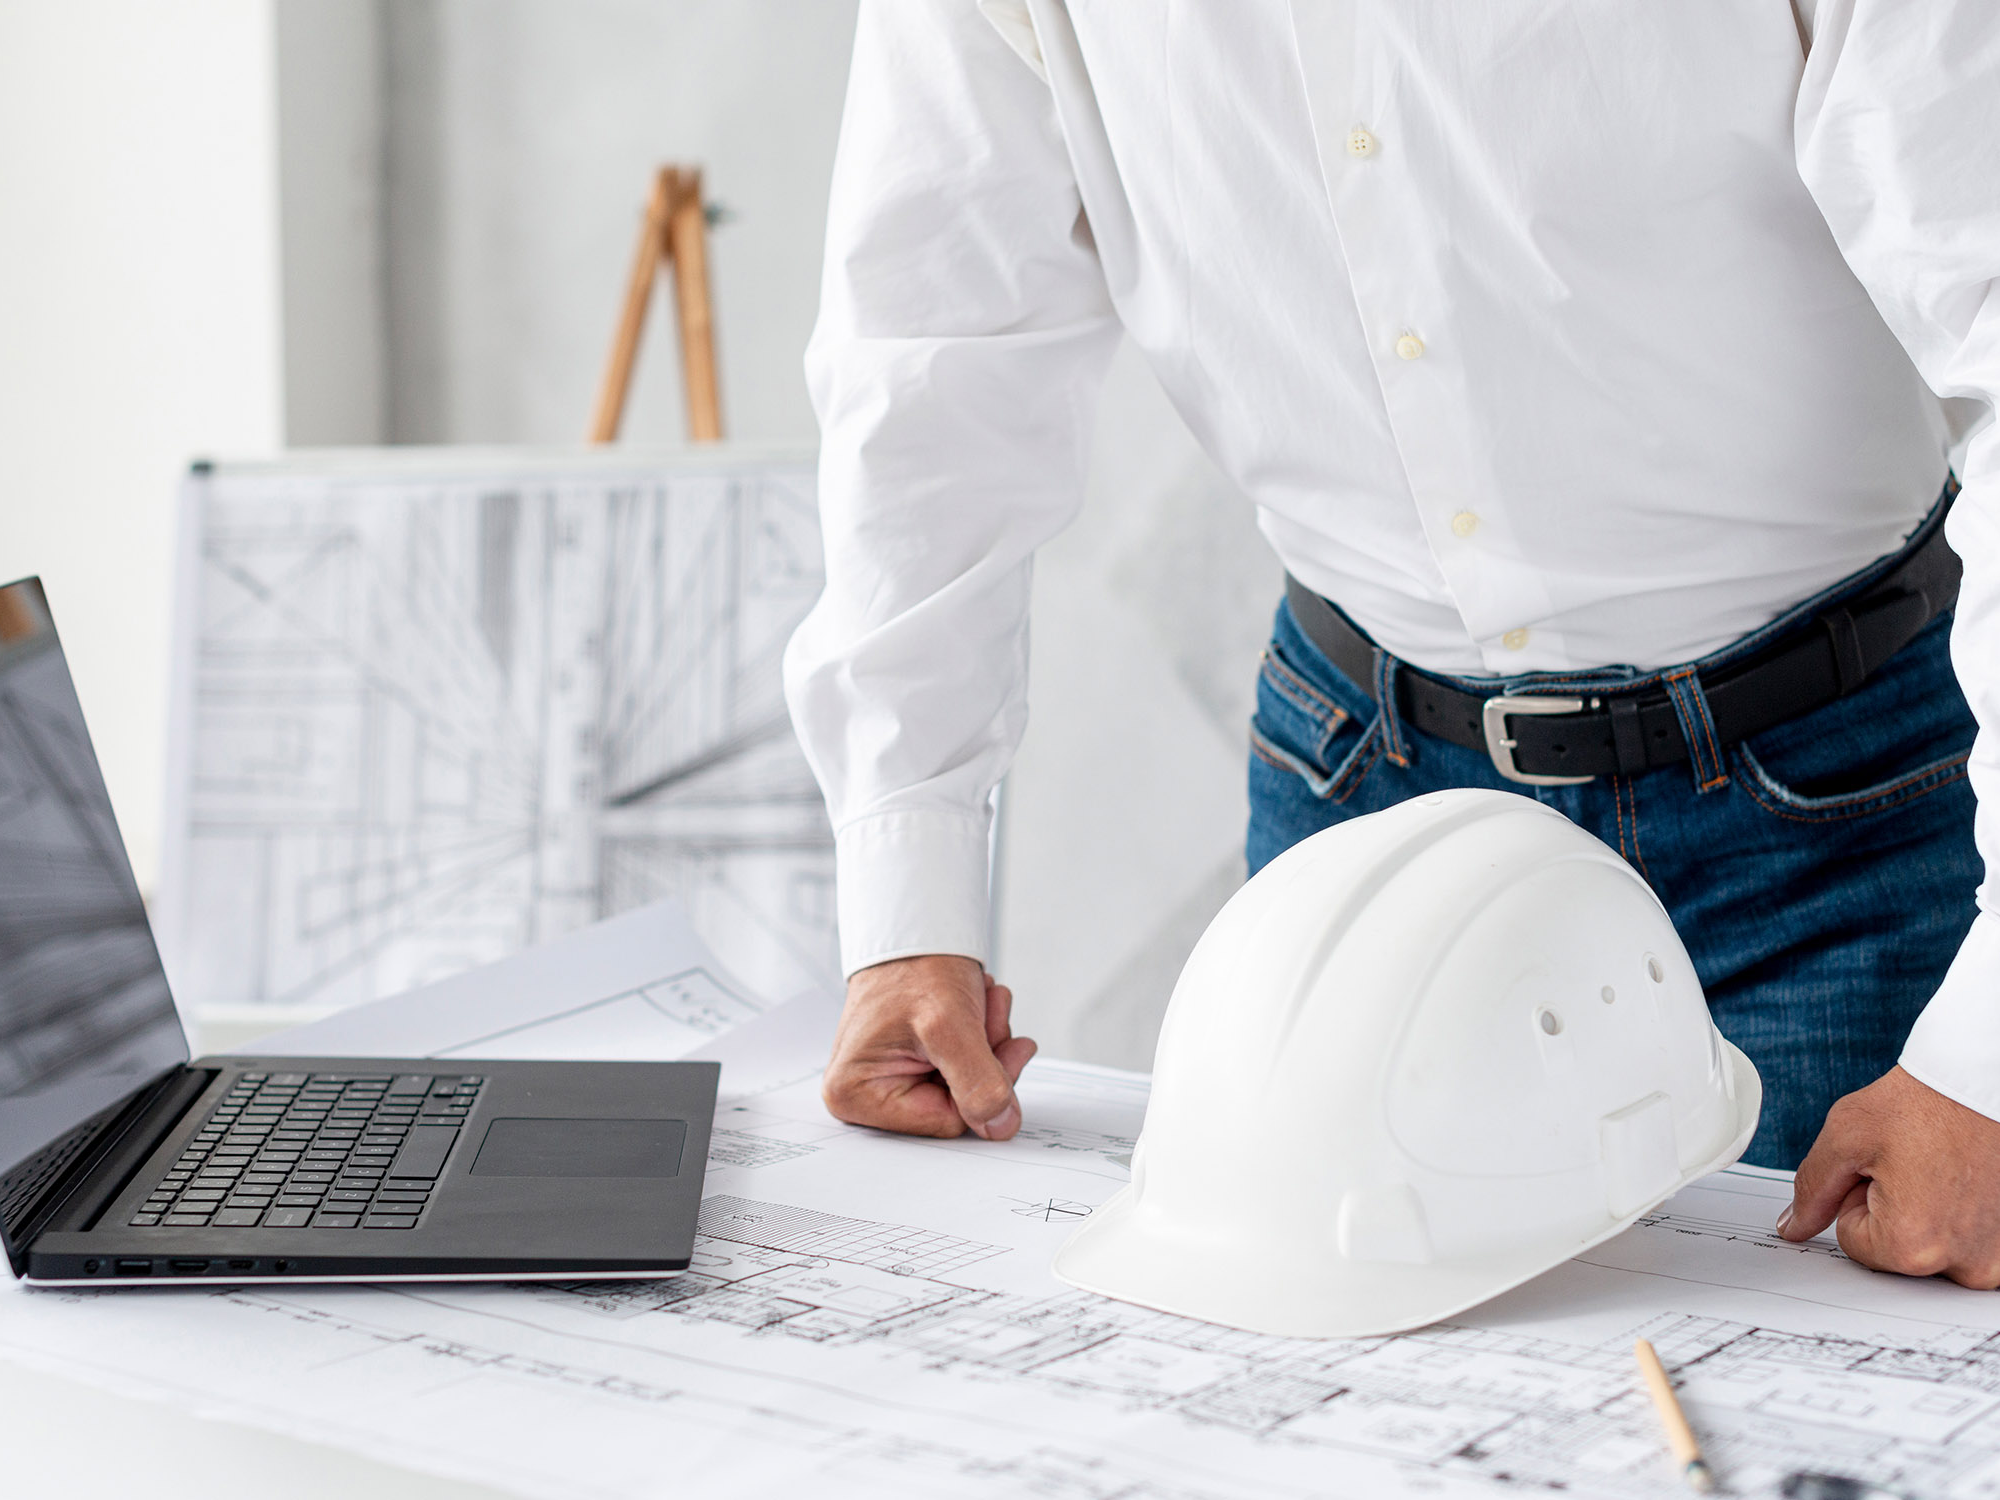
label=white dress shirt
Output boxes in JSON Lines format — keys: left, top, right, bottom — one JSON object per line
{"left": 782, "top": 1, "right": 2000, "bottom": 1117}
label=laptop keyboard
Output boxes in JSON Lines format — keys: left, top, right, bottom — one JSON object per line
{"left": 128, "top": 1071, "right": 485, "bottom": 1231}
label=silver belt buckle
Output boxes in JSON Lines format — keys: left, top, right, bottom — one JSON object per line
{"left": 1481, "top": 695, "right": 1594, "bottom": 786}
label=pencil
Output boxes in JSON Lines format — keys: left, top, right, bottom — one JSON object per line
{"left": 1635, "top": 1338, "right": 1714, "bottom": 1492}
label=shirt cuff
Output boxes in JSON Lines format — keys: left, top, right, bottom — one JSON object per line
{"left": 1901, "top": 909, "right": 2000, "bottom": 1123}
{"left": 834, "top": 808, "right": 993, "bottom": 977}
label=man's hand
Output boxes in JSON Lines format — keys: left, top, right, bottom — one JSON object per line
{"left": 822, "top": 954, "right": 1037, "bottom": 1140}
{"left": 1781, "top": 1065, "right": 2000, "bottom": 1287}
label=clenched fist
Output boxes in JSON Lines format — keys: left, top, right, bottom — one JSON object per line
{"left": 822, "top": 953, "right": 1038, "bottom": 1139}
{"left": 1781, "top": 1065, "right": 2000, "bottom": 1287}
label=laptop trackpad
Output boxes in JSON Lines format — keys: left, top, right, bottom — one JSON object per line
{"left": 470, "top": 1118, "right": 687, "bottom": 1178}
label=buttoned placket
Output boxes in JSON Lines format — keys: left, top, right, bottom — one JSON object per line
{"left": 1285, "top": 2, "right": 1565, "bottom": 675}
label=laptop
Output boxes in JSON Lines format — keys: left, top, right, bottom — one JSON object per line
{"left": 0, "top": 575, "right": 718, "bottom": 1286}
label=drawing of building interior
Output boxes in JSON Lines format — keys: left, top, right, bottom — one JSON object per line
{"left": 165, "top": 460, "right": 833, "bottom": 1014}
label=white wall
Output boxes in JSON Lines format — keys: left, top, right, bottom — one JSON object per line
{"left": 380, "top": 0, "right": 852, "bottom": 448}
{"left": 0, "top": 0, "right": 1281, "bottom": 1065}
{"left": 0, "top": 0, "right": 287, "bottom": 891}
{"left": 999, "top": 347, "right": 1277, "bottom": 1067}
{"left": 276, "top": 0, "right": 388, "bottom": 445}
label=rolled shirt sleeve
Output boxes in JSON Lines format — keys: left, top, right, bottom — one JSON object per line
{"left": 784, "top": 0, "right": 1122, "bottom": 976}
{"left": 1794, "top": 0, "right": 2000, "bottom": 1115}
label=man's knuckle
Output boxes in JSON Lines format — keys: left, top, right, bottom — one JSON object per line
{"left": 821, "top": 1075, "right": 870, "bottom": 1121}
{"left": 962, "top": 1081, "right": 1011, "bottom": 1114}
{"left": 913, "top": 1000, "right": 972, "bottom": 1045}
{"left": 1949, "top": 1260, "right": 2000, "bottom": 1291}
{"left": 1881, "top": 1230, "right": 1951, "bottom": 1277}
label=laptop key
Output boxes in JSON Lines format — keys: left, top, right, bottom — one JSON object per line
{"left": 313, "top": 1213, "right": 361, "bottom": 1228}
{"left": 163, "top": 1213, "right": 213, "bottom": 1226}
{"left": 212, "top": 1209, "right": 264, "bottom": 1227}
{"left": 128, "top": 1214, "right": 162, "bottom": 1226}
{"left": 362, "top": 1215, "right": 418, "bottom": 1230}
{"left": 264, "top": 1207, "right": 314, "bottom": 1228}
{"left": 386, "top": 1126, "right": 458, "bottom": 1180}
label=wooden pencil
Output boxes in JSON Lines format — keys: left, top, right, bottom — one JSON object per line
{"left": 1635, "top": 1337, "right": 1714, "bottom": 1492}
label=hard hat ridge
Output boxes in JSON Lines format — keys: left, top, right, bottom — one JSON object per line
{"left": 1054, "top": 788, "right": 1761, "bottom": 1338}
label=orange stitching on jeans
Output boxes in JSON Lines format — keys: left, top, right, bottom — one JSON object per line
{"left": 1619, "top": 773, "right": 1651, "bottom": 880}
{"left": 1249, "top": 719, "right": 1379, "bottom": 804}
{"left": 1370, "top": 651, "right": 1411, "bottom": 768}
{"left": 1248, "top": 733, "right": 1296, "bottom": 774}
{"left": 1666, "top": 667, "right": 1729, "bottom": 789}
{"left": 1260, "top": 648, "right": 1340, "bottom": 722}
{"left": 1734, "top": 751, "right": 1970, "bottom": 823}
{"left": 1327, "top": 735, "right": 1384, "bottom": 803}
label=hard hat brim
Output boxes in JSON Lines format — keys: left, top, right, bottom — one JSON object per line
{"left": 1053, "top": 1038, "right": 1762, "bottom": 1340}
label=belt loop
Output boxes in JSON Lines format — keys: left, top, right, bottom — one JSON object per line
{"left": 1822, "top": 606, "right": 1867, "bottom": 696}
{"left": 1662, "top": 669, "right": 1730, "bottom": 793}
{"left": 1608, "top": 696, "right": 1647, "bottom": 776}
{"left": 1371, "top": 647, "right": 1413, "bottom": 768}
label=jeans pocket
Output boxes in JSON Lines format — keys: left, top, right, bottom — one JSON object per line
{"left": 1732, "top": 740, "right": 1970, "bottom": 823}
{"left": 1731, "top": 614, "right": 1975, "bottom": 823}
{"left": 1249, "top": 644, "right": 1381, "bottom": 803}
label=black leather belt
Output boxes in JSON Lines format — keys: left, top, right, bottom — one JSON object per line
{"left": 1283, "top": 493, "right": 1962, "bottom": 786}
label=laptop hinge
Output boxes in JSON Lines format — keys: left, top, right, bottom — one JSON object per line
{"left": 9, "top": 1067, "right": 213, "bottom": 1268}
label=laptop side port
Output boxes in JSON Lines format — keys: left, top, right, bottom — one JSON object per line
{"left": 168, "top": 1259, "right": 211, "bottom": 1275}
{"left": 114, "top": 1259, "right": 152, "bottom": 1277}
{"left": 226, "top": 1259, "right": 255, "bottom": 1271}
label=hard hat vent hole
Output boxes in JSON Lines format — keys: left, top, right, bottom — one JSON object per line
{"left": 1645, "top": 955, "right": 1664, "bottom": 983}
{"left": 1537, "top": 1008, "right": 1562, "bottom": 1036}
{"left": 1600, "top": 986, "right": 1616, "bottom": 1004}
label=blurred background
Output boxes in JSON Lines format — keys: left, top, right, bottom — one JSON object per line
{"left": 0, "top": 0, "right": 1279, "bottom": 1067}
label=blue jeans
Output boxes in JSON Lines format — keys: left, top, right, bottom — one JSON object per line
{"left": 1247, "top": 572, "right": 1978, "bottom": 1171}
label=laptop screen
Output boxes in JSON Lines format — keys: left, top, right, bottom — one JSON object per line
{"left": 0, "top": 577, "right": 188, "bottom": 1253}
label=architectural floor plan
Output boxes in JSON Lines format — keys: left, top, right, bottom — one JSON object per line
{"left": 156, "top": 448, "right": 833, "bottom": 1018}
{"left": 5, "top": 905, "right": 2000, "bottom": 1500}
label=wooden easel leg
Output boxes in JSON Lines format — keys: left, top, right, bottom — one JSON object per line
{"left": 588, "top": 166, "right": 679, "bottom": 443}
{"left": 668, "top": 168, "right": 724, "bottom": 443}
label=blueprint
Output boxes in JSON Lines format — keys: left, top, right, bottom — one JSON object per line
{"left": 7, "top": 909, "right": 2000, "bottom": 1497}
{"left": 247, "top": 896, "right": 787, "bottom": 1066}
{"left": 154, "top": 447, "right": 834, "bottom": 1020}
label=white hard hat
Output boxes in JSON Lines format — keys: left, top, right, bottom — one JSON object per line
{"left": 1054, "top": 788, "right": 1760, "bottom": 1338}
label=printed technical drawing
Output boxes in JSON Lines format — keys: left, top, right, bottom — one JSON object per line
{"left": 11, "top": 913, "right": 2000, "bottom": 1500}
{"left": 156, "top": 451, "right": 834, "bottom": 1016}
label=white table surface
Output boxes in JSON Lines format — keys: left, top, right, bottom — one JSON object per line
{"left": 0, "top": 1355, "right": 515, "bottom": 1498}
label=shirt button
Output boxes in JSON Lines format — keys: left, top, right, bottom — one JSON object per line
{"left": 1502, "top": 627, "right": 1530, "bottom": 652}
{"left": 1347, "top": 127, "right": 1378, "bottom": 158}
{"left": 1395, "top": 333, "right": 1426, "bottom": 361}
{"left": 1449, "top": 510, "right": 1479, "bottom": 539}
